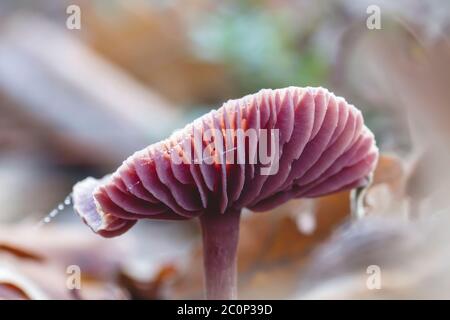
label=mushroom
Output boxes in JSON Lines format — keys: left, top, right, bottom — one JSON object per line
{"left": 73, "top": 87, "right": 378, "bottom": 299}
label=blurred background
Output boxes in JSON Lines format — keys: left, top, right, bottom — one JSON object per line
{"left": 0, "top": 0, "right": 450, "bottom": 299}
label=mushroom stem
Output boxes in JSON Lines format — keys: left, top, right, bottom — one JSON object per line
{"left": 199, "top": 209, "right": 241, "bottom": 300}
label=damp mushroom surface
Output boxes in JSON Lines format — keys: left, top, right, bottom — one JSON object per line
{"left": 73, "top": 86, "right": 378, "bottom": 299}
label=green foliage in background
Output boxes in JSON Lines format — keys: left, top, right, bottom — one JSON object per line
{"left": 189, "top": 2, "right": 329, "bottom": 96}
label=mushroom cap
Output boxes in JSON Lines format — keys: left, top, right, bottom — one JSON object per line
{"left": 73, "top": 87, "right": 378, "bottom": 237}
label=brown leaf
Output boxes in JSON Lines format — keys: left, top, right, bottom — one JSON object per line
{"left": 118, "top": 264, "right": 178, "bottom": 300}
{"left": 0, "top": 283, "right": 30, "bottom": 300}
{"left": 83, "top": 2, "right": 233, "bottom": 105}
{"left": 0, "top": 225, "right": 131, "bottom": 299}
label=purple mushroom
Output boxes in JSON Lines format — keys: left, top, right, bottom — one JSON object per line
{"left": 73, "top": 87, "right": 378, "bottom": 299}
